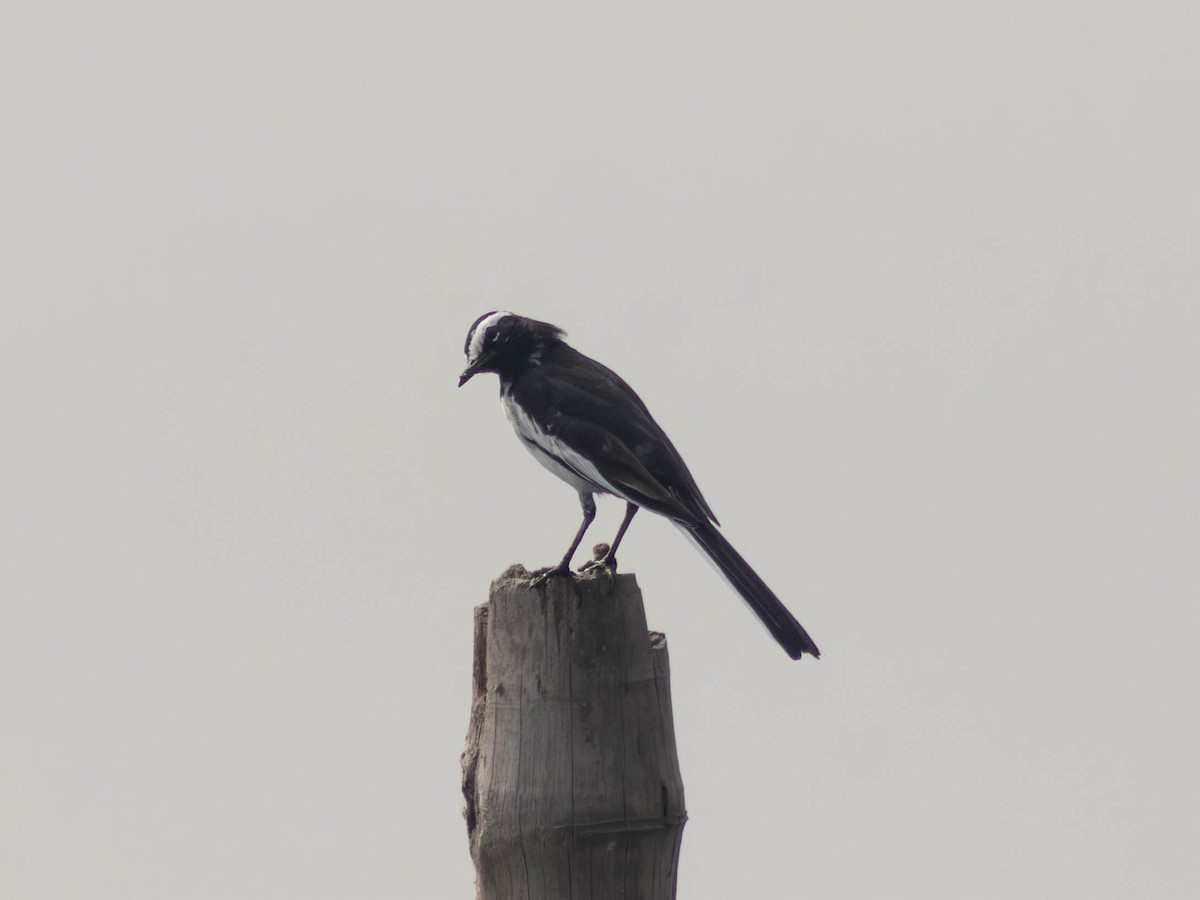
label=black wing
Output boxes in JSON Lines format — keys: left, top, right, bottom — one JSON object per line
{"left": 509, "top": 344, "right": 718, "bottom": 525}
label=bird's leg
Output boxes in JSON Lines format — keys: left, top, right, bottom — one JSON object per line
{"left": 582, "top": 502, "right": 638, "bottom": 573}
{"left": 608, "top": 502, "right": 638, "bottom": 562}
{"left": 559, "top": 493, "right": 598, "bottom": 571}
{"left": 532, "top": 492, "right": 596, "bottom": 584}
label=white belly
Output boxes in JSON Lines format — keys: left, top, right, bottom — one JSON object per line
{"left": 501, "top": 390, "right": 613, "bottom": 496}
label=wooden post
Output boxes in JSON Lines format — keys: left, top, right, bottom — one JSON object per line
{"left": 462, "top": 564, "right": 687, "bottom": 900}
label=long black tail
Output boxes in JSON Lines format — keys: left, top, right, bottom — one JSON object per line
{"left": 677, "top": 520, "right": 820, "bottom": 660}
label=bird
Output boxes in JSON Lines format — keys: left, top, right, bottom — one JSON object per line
{"left": 458, "top": 311, "right": 820, "bottom": 660}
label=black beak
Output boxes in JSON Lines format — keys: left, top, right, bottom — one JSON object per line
{"left": 458, "top": 356, "right": 487, "bottom": 387}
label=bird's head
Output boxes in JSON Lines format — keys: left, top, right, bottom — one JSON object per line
{"left": 458, "top": 311, "right": 566, "bottom": 386}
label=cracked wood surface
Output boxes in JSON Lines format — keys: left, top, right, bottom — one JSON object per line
{"left": 462, "top": 566, "right": 686, "bottom": 900}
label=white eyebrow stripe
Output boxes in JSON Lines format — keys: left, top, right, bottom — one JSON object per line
{"left": 467, "top": 310, "right": 512, "bottom": 362}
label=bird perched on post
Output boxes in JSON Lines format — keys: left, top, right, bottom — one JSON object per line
{"left": 458, "top": 311, "right": 820, "bottom": 660}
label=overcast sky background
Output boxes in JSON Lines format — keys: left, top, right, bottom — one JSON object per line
{"left": 3, "top": 3, "right": 1197, "bottom": 898}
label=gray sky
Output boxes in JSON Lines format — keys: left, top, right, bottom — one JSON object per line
{"left": 3, "top": 3, "right": 1197, "bottom": 898}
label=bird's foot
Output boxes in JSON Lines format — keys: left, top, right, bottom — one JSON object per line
{"left": 577, "top": 543, "right": 617, "bottom": 574}
{"left": 530, "top": 564, "right": 573, "bottom": 587}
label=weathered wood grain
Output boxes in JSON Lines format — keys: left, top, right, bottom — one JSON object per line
{"left": 462, "top": 565, "right": 687, "bottom": 900}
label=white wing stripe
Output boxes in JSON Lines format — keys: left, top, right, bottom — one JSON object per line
{"left": 502, "top": 393, "right": 623, "bottom": 498}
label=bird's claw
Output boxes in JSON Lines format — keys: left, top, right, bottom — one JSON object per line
{"left": 530, "top": 564, "right": 572, "bottom": 587}
{"left": 578, "top": 542, "right": 617, "bottom": 576}
{"left": 577, "top": 555, "right": 616, "bottom": 574}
